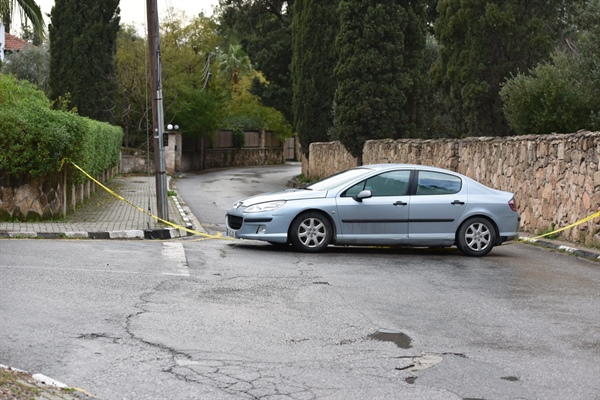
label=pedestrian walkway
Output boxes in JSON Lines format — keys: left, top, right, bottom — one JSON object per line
{"left": 0, "top": 175, "right": 195, "bottom": 239}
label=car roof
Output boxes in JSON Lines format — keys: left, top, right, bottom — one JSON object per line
{"left": 361, "top": 163, "right": 455, "bottom": 173}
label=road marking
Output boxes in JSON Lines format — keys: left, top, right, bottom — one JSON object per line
{"left": 161, "top": 242, "right": 189, "bottom": 276}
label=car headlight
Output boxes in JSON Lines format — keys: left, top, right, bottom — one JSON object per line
{"left": 245, "top": 201, "right": 286, "bottom": 213}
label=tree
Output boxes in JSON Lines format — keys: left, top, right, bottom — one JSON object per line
{"left": 223, "top": 72, "right": 292, "bottom": 139}
{"left": 500, "top": 0, "right": 600, "bottom": 134}
{"left": 160, "top": 11, "right": 226, "bottom": 137}
{"left": 575, "top": 0, "right": 600, "bottom": 129}
{"left": 218, "top": 43, "right": 252, "bottom": 92}
{"left": 216, "top": 0, "right": 294, "bottom": 123}
{"left": 0, "top": 0, "right": 45, "bottom": 38}
{"left": 115, "top": 12, "right": 226, "bottom": 146}
{"left": 291, "top": 0, "right": 339, "bottom": 157}
{"left": 1, "top": 40, "right": 49, "bottom": 94}
{"left": 433, "top": 0, "right": 582, "bottom": 137}
{"left": 48, "top": 0, "right": 120, "bottom": 123}
{"left": 500, "top": 53, "right": 591, "bottom": 135}
{"left": 114, "top": 25, "right": 148, "bottom": 147}
{"left": 334, "top": 0, "right": 427, "bottom": 162}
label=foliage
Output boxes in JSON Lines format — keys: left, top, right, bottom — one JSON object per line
{"left": 500, "top": 53, "right": 594, "bottom": 134}
{"left": 433, "top": 0, "right": 583, "bottom": 137}
{"left": 0, "top": 0, "right": 45, "bottom": 39}
{"left": 114, "top": 13, "right": 225, "bottom": 147}
{"left": 216, "top": 0, "right": 294, "bottom": 123}
{"left": 218, "top": 43, "right": 252, "bottom": 92}
{"left": 291, "top": 0, "right": 339, "bottom": 156}
{"left": 231, "top": 124, "right": 245, "bottom": 149}
{"left": 0, "top": 74, "right": 122, "bottom": 181}
{"left": 114, "top": 25, "right": 150, "bottom": 147}
{"left": 1, "top": 41, "right": 49, "bottom": 95}
{"left": 170, "top": 85, "right": 228, "bottom": 138}
{"left": 574, "top": 0, "right": 600, "bottom": 129}
{"left": 334, "top": 0, "right": 427, "bottom": 160}
{"left": 224, "top": 76, "right": 293, "bottom": 140}
{"left": 49, "top": 0, "right": 120, "bottom": 123}
{"left": 157, "top": 12, "right": 225, "bottom": 141}
{"left": 500, "top": 0, "right": 600, "bottom": 134}
{"left": 114, "top": 10, "right": 291, "bottom": 148}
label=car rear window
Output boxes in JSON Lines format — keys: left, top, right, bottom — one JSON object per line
{"left": 415, "top": 171, "right": 462, "bottom": 195}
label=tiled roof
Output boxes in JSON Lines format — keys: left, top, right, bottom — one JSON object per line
{"left": 4, "top": 32, "right": 29, "bottom": 52}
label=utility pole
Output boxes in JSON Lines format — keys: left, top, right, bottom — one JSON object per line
{"left": 146, "top": 0, "right": 169, "bottom": 220}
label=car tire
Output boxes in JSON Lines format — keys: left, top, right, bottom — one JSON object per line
{"left": 456, "top": 217, "right": 496, "bottom": 257}
{"left": 289, "top": 211, "right": 332, "bottom": 253}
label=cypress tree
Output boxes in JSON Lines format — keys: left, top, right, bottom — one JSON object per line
{"left": 292, "top": 0, "right": 340, "bottom": 157}
{"left": 334, "top": 0, "right": 426, "bottom": 162}
{"left": 49, "top": 0, "right": 120, "bottom": 123}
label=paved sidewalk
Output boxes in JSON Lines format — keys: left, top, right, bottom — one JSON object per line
{"left": 0, "top": 175, "right": 197, "bottom": 240}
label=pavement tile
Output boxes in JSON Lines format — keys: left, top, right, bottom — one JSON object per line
{"left": 0, "top": 175, "right": 193, "bottom": 239}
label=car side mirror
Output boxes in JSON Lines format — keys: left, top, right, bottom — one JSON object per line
{"left": 353, "top": 190, "right": 372, "bottom": 202}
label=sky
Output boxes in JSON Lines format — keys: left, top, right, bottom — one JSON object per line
{"left": 30, "top": 0, "right": 217, "bottom": 32}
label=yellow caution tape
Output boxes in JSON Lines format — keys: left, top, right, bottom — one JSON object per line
{"left": 529, "top": 210, "right": 600, "bottom": 240}
{"left": 70, "top": 162, "right": 231, "bottom": 240}
{"left": 70, "top": 161, "right": 599, "bottom": 244}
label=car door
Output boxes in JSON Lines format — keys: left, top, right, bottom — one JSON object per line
{"left": 408, "top": 170, "right": 467, "bottom": 240}
{"left": 335, "top": 170, "right": 412, "bottom": 244}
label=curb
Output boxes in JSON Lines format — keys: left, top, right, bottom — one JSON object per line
{"left": 0, "top": 195, "right": 195, "bottom": 241}
{"left": 0, "top": 228, "right": 188, "bottom": 240}
{"left": 0, "top": 364, "right": 96, "bottom": 399}
{"left": 519, "top": 236, "right": 600, "bottom": 261}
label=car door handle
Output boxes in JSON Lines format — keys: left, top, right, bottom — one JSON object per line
{"left": 451, "top": 200, "right": 465, "bottom": 205}
{"left": 393, "top": 201, "right": 408, "bottom": 206}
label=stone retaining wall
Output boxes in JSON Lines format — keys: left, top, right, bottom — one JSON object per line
{"left": 204, "top": 148, "right": 284, "bottom": 169}
{"left": 306, "top": 131, "right": 600, "bottom": 246}
{"left": 0, "top": 165, "right": 119, "bottom": 221}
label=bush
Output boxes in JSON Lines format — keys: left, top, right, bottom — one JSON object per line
{"left": 500, "top": 52, "right": 594, "bottom": 135}
{"left": 0, "top": 74, "right": 123, "bottom": 182}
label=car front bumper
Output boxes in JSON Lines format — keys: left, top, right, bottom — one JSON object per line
{"left": 226, "top": 211, "right": 290, "bottom": 243}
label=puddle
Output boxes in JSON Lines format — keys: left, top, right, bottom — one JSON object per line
{"left": 368, "top": 329, "right": 412, "bottom": 349}
{"left": 501, "top": 376, "right": 519, "bottom": 381}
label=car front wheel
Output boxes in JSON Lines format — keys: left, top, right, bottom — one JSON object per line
{"left": 457, "top": 217, "right": 496, "bottom": 257}
{"left": 290, "top": 211, "right": 332, "bottom": 253}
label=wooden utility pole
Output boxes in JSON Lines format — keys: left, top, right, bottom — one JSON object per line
{"left": 146, "top": 0, "right": 169, "bottom": 220}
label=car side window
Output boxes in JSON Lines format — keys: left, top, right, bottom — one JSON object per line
{"left": 415, "top": 171, "right": 462, "bottom": 195}
{"left": 343, "top": 170, "right": 411, "bottom": 197}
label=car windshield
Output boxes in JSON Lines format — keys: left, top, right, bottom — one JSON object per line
{"left": 305, "top": 167, "right": 374, "bottom": 191}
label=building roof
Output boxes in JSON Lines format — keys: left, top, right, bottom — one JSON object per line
{"left": 4, "top": 32, "right": 29, "bottom": 52}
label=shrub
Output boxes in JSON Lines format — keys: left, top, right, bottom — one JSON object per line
{"left": 0, "top": 74, "right": 123, "bottom": 182}
{"left": 501, "top": 51, "right": 599, "bottom": 135}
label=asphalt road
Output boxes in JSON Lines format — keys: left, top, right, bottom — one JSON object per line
{"left": 1, "top": 164, "right": 598, "bottom": 399}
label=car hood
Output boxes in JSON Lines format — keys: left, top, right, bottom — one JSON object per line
{"left": 237, "top": 189, "right": 327, "bottom": 207}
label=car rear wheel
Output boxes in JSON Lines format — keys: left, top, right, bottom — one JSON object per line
{"left": 457, "top": 217, "right": 496, "bottom": 257}
{"left": 290, "top": 211, "right": 332, "bottom": 253}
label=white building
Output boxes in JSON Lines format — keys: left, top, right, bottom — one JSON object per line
{"left": 1, "top": 23, "right": 5, "bottom": 62}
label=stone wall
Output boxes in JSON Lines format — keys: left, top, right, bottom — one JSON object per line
{"left": 303, "top": 142, "right": 358, "bottom": 180}
{"left": 306, "top": 131, "right": 600, "bottom": 245}
{"left": 0, "top": 165, "right": 119, "bottom": 221}
{"left": 121, "top": 151, "right": 154, "bottom": 174}
{"left": 204, "top": 148, "right": 284, "bottom": 169}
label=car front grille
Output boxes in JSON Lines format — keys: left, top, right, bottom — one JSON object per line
{"left": 227, "top": 214, "right": 243, "bottom": 230}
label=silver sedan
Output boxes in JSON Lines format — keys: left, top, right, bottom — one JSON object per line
{"left": 226, "top": 164, "right": 520, "bottom": 256}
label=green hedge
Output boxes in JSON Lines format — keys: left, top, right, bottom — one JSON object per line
{"left": 0, "top": 74, "right": 123, "bottom": 182}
